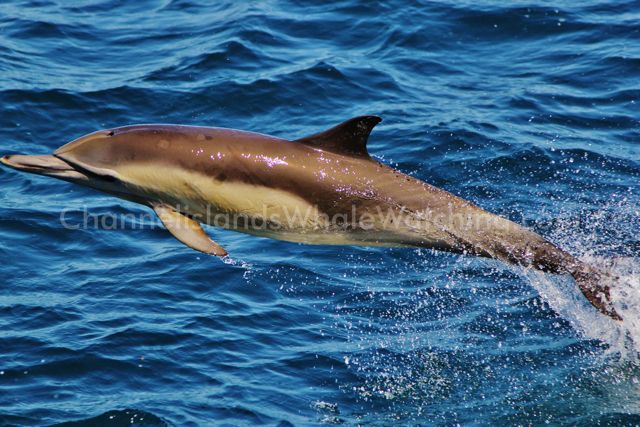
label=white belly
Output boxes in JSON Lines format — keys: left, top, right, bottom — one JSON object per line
{"left": 116, "top": 162, "right": 426, "bottom": 247}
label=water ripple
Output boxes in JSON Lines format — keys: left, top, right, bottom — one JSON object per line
{"left": 0, "top": 0, "right": 639, "bottom": 425}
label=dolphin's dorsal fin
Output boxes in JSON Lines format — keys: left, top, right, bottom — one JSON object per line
{"left": 294, "top": 115, "right": 381, "bottom": 159}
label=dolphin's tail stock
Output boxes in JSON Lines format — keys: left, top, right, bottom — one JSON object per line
{"left": 480, "top": 227, "right": 623, "bottom": 321}
{"left": 570, "top": 263, "right": 622, "bottom": 321}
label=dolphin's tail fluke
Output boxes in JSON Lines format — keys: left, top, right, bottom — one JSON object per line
{"left": 571, "top": 265, "right": 622, "bottom": 321}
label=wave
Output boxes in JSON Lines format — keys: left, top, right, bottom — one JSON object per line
{"left": 48, "top": 409, "right": 170, "bottom": 427}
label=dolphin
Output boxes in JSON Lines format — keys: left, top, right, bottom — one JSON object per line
{"left": 0, "top": 116, "right": 620, "bottom": 319}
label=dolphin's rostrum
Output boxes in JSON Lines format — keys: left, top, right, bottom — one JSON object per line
{"left": 0, "top": 116, "right": 620, "bottom": 320}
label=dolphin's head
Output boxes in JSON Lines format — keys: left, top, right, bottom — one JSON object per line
{"left": 0, "top": 153, "right": 90, "bottom": 182}
{"left": 1, "top": 128, "right": 138, "bottom": 197}
{"left": 53, "top": 128, "right": 125, "bottom": 180}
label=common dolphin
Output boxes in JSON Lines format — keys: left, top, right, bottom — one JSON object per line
{"left": 0, "top": 116, "right": 620, "bottom": 319}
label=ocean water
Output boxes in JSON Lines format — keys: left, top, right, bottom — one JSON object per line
{"left": 0, "top": 0, "right": 639, "bottom": 425}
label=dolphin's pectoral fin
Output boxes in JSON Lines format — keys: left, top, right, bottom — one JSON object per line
{"left": 294, "top": 115, "right": 381, "bottom": 159}
{"left": 152, "top": 204, "right": 227, "bottom": 256}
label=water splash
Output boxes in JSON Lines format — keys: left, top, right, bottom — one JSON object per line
{"left": 524, "top": 198, "right": 640, "bottom": 361}
{"left": 524, "top": 258, "right": 639, "bottom": 359}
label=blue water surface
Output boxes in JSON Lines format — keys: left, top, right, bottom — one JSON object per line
{"left": 0, "top": 0, "right": 639, "bottom": 425}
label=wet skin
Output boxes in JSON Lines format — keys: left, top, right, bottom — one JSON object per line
{"left": 0, "top": 116, "right": 620, "bottom": 320}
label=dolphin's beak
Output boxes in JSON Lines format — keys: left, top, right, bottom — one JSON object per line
{"left": 0, "top": 154, "right": 89, "bottom": 181}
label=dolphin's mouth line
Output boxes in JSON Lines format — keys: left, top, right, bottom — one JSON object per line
{"left": 0, "top": 154, "right": 76, "bottom": 174}
{"left": 52, "top": 153, "right": 119, "bottom": 182}
{"left": 0, "top": 154, "right": 119, "bottom": 185}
